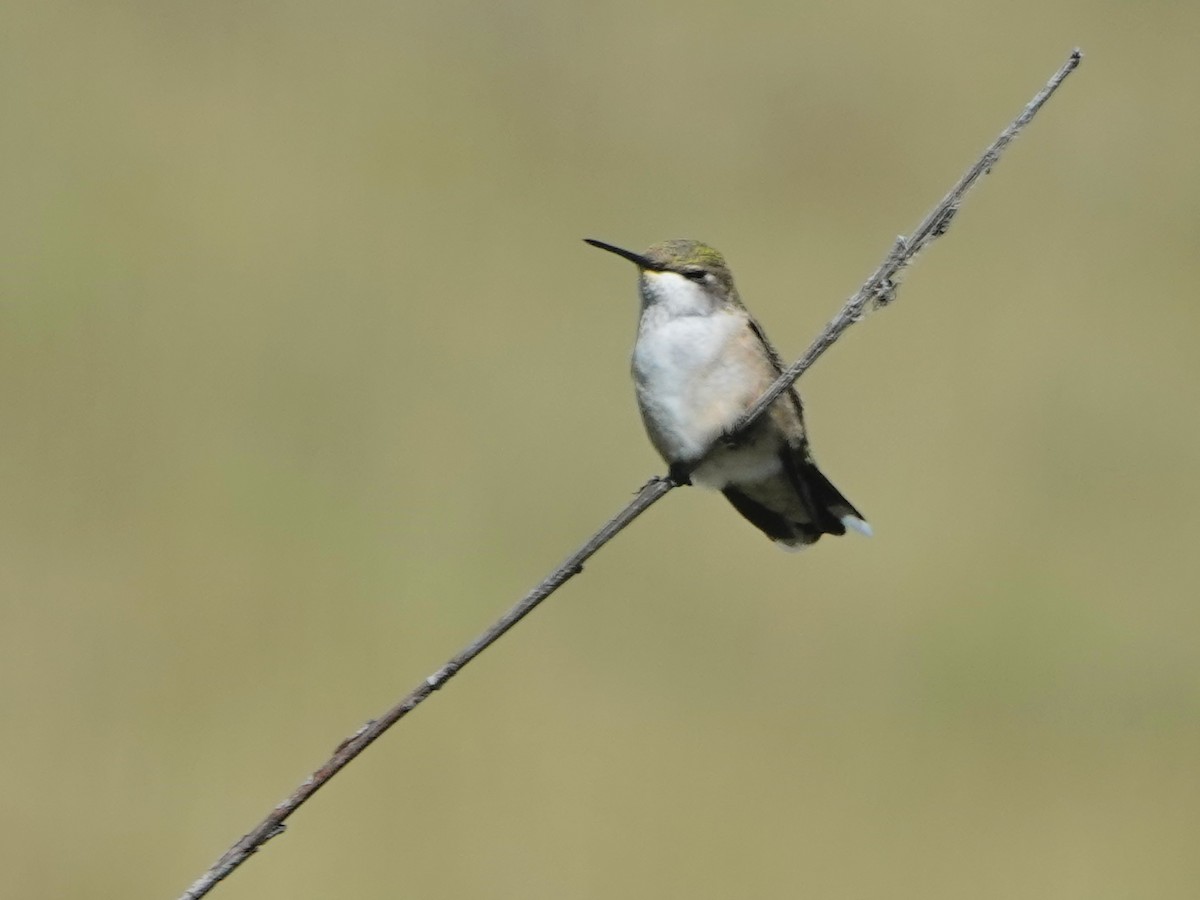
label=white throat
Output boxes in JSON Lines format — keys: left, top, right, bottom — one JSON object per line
{"left": 640, "top": 271, "right": 717, "bottom": 318}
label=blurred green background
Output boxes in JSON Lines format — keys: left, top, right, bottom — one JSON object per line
{"left": 4, "top": 1, "right": 1199, "bottom": 898}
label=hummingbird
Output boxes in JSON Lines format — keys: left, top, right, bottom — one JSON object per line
{"left": 585, "top": 238, "right": 871, "bottom": 550}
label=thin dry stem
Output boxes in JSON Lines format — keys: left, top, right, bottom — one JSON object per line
{"left": 177, "top": 49, "right": 1082, "bottom": 900}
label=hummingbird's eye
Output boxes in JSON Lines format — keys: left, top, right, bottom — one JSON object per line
{"left": 682, "top": 269, "right": 707, "bottom": 283}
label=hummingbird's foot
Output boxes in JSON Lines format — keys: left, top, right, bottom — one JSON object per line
{"left": 667, "top": 462, "right": 693, "bottom": 487}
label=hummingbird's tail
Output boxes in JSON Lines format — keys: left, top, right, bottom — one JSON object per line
{"left": 801, "top": 461, "right": 872, "bottom": 541}
{"left": 721, "top": 458, "right": 870, "bottom": 550}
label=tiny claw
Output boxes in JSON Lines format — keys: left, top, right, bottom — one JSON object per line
{"left": 639, "top": 474, "right": 681, "bottom": 493}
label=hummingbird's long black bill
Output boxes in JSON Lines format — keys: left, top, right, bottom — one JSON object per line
{"left": 583, "top": 238, "right": 654, "bottom": 269}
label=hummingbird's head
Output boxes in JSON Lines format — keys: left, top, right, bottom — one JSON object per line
{"left": 584, "top": 238, "right": 741, "bottom": 315}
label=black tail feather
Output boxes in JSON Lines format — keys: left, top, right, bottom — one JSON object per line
{"left": 801, "top": 461, "right": 866, "bottom": 535}
{"left": 722, "top": 455, "right": 868, "bottom": 549}
{"left": 721, "top": 487, "right": 800, "bottom": 544}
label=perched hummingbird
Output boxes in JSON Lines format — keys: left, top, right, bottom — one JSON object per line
{"left": 586, "top": 238, "right": 871, "bottom": 550}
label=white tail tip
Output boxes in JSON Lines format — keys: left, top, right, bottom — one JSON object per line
{"left": 841, "top": 515, "right": 873, "bottom": 537}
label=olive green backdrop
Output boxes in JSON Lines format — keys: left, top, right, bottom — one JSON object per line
{"left": 4, "top": 2, "right": 1198, "bottom": 898}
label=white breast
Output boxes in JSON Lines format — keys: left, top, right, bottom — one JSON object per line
{"left": 632, "top": 310, "right": 762, "bottom": 464}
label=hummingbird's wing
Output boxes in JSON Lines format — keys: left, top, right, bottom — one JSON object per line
{"left": 744, "top": 315, "right": 808, "bottom": 445}
{"left": 736, "top": 315, "right": 872, "bottom": 544}
{"left": 744, "top": 315, "right": 788, "bottom": 374}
